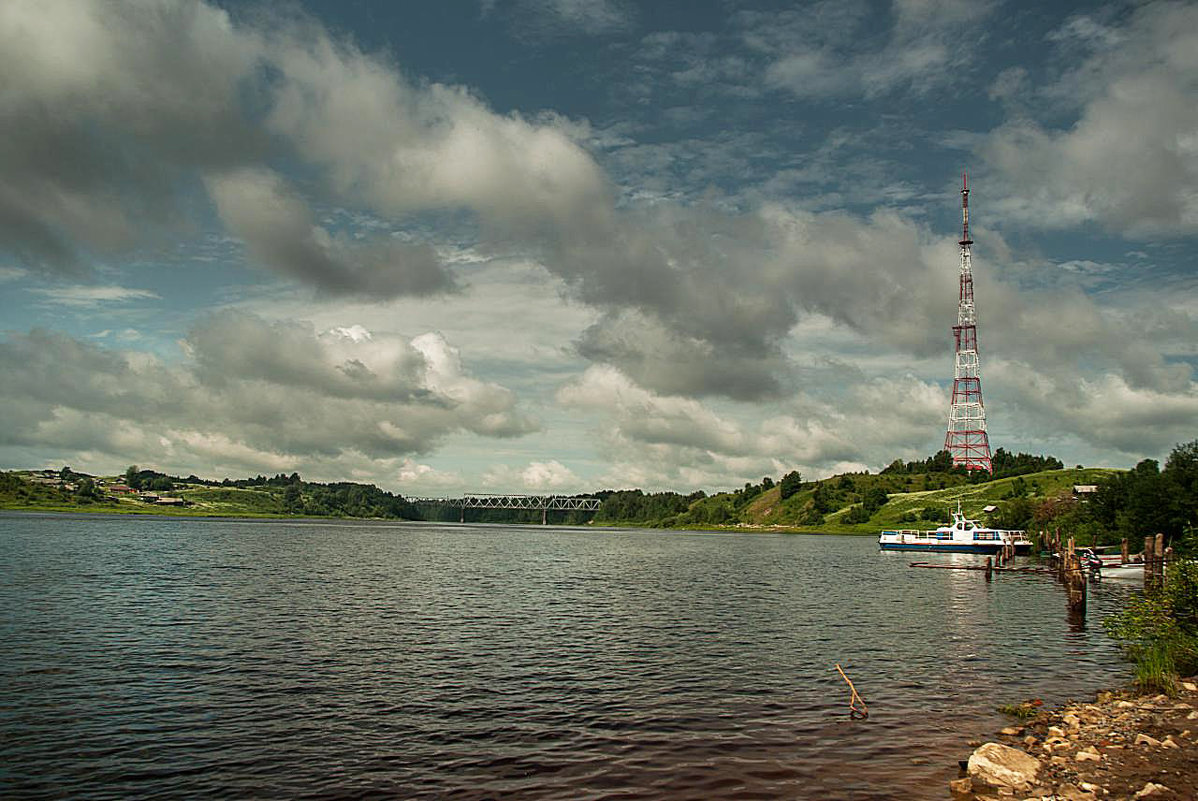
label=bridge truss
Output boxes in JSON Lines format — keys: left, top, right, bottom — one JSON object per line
{"left": 409, "top": 494, "right": 602, "bottom": 524}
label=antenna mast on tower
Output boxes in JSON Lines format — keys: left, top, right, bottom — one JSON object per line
{"left": 944, "top": 173, "right": 993, "bottom": 472}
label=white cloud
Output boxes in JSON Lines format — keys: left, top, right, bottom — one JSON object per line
{"left": 395, "top": 458, "right": 461, "bottom": 490}
{"left": 981, "top": 2, "right": 1198, "bottom": 236}
{"left": 557, "top": 365, "right": 949, "bottom": 489}
{"left": 482, "top": 459, "right": 582, "bottom": 491}
{"left": 28, "top": 285, "right": 160, "bottom": 307}
{"left": 0, "top": 315, "right": 537, "bottom": 482}
{"left": 991, "top": 360, "right": 1198, "bottom": 456}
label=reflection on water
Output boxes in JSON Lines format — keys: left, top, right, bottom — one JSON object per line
{"left": 0, "top": 513, "right": 1136, "bottom": 800}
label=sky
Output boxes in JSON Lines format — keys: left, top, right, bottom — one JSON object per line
{"left": 1, "top": 0, "right": 1196, "bottom": 495}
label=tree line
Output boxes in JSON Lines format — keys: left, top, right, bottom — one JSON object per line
{"left": 997, "top": 440, "right": 1197, "bottom": 553}
{"left": 880, "top": 448, "right": 1064, "bottom": 480}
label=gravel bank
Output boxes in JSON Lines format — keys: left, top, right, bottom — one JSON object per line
{"left": 951, "top": 679, "right": 1198, "bottom": 800}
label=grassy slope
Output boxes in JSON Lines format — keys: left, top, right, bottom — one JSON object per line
{"left": 698, "top": 467, "right": 1119, "bottom": 534}
{"left": 0, "top": 473, "right": 293, "bottom": 517}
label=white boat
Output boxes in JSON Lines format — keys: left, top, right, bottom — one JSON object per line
{"left": 1080, "top": 548, "right": 1145, "bottom": 582}
{"left": 1092, "top": 562, "right": 1145, "bottom": 581}
{"left": 879, "top": 504, "right": 1031, "bottom": 555}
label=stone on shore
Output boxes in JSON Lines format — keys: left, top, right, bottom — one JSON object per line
{"left": 966, "top": 742, "right": 1041, "bottom": 791}
{"left": 950, "top": 679, "right": 1198, "bottom": 800}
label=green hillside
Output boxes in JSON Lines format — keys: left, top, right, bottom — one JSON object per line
{"left": 0, "top": 469, "right": 415, "bottom": 519}
{"left": 665, "top": 467, "right": 1114, "bottom": 534}
{"left": 742, "top": 467, "right": 1116, "bottom": 534}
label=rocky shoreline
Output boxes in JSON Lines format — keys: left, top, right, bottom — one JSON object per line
{"left": 951, "top": 679, "right": 1198, "bottom": 800}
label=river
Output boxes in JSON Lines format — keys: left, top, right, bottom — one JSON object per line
{"left": 0, "top": 513, "right": 1137, "bottom": 799}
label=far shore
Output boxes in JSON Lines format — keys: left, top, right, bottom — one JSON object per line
{"left": 0, "top": 505, "right": 869, "bottom": 534}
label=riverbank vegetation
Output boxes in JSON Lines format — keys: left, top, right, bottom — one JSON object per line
{"left": 1104, "top": 558, "right": 1198, "bottom": 694}
{"left": 1, "top": 441, "right": 1194, "bottom": 549}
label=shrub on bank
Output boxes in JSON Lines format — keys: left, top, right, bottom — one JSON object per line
{"left": 1104, "top": 559, "right": 1198, "bottom": 694}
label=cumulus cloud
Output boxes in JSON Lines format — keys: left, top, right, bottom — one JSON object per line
{"left": 396, "top": 458, "right": 461, "bottom": 491}
{"left": 0, "top": 0, "right": 980, "bottom": 400}
{"left": 991, "top": 360, "right": 1198, "bottom": 456}
{"left": 0, "top": 0, "right": 259, "bottom": 271}
{"left": 0, "top": 0, "right": 1081, "bottom": 408}
{"left": 482, "top": 459, "right": 582, "bottom": 491}
{"left": 0, "top": 313, "right": 537, "bottom": 477}
{"left": 2, "top": 0, "right": 1194, "bottom": 485}
{"left": 204, "top": 168, "right": 455, "bottom": 298}
{"left": 980, "top": 2, "right": 1198, "bottom": 236}
{"left": 556, "top": 364, "right": 949, "bottom": 489}
{"left": 0, "top": 0, "right": 604, "bottom": 295}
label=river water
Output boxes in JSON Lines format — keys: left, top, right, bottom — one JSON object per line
{"left": 1, "top": 513, "right": 1138, "bottom": 800}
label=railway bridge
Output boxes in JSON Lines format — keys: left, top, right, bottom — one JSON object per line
{"left": 409, "top": 494, "right": 602, "bottom": 524}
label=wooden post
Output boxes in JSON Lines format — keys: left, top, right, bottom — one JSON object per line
{"left": 1065, "top": 534, "right": 1086, "bottom": 616}
{"left": 985, "top": 557, "right": 993, "bottom": 580}
{"left": 1121, "top": 538, "right": 1129, "bottom": 564}
{"left": 1144, "top": 535, "right": 1155, "bottom": 590}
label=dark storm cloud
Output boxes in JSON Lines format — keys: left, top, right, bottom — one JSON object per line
{"left": 205, "top": 169, "right": 455, "bottom": 298}
{"left": 575, "top": 310, "right": 789, "bottom": 400}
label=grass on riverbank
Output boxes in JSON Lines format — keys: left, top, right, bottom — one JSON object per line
{"left": 1104, "top": 559, "right": 1198, "bottom": 694}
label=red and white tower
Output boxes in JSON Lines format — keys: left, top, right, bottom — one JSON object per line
{"left": 944, "top": 173, "right": 993, "bottom": 472}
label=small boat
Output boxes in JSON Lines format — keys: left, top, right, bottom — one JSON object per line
{"left": 1080, "top": 547, "right": 1145, "bottom": 582}
{"left": 1091, "top": 562, "right": 1145, "bottom": 581}
{"left": 879, "top": 503, "right": 1031, "bottom": 554}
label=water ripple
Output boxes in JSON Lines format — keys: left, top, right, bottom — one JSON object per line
{"left": 0, "top": 513, "right": 1135, "bottom": 799}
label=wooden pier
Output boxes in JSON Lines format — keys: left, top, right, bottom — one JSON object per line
{"left": 908, "top": 529, "right": 1174, "bottom": 619}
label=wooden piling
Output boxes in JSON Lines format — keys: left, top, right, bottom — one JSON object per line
{"left": 985, "top": 557, "right": 993, "bottom": 580}
{"left": 1121, "top": 538, "right": 1129, "bottom": 564}
{"left": 1065, "top": 548, "right": 1086, "bottom": 616}
{"left": 1144, "top": 535, "right": 1155, "bottom": 591}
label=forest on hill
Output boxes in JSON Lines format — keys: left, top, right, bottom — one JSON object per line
{"left": 2, "top": 441, "right": 1195, "bottom": 553}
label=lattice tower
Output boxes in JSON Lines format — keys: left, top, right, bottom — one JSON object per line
{"left": 944, "top": 173, "right": 993, "bottom": 472}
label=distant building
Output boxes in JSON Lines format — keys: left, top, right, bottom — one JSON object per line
{"left": 1073, "top": 485, "right": 1098, "bottom": 497}
{"left": 155, "top": 497, "right": 188, "bottom": 506}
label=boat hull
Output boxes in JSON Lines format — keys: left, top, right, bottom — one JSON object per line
{"left": 1089, "top": 564, "right": 1145, "bottom": 581}
{"left": 879, "top": 542, "right": 1010, "bottom": 554}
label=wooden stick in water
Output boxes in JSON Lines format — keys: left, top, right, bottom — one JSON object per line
{"left": 835, "top": 664, "right": 869, "bottom": 719}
